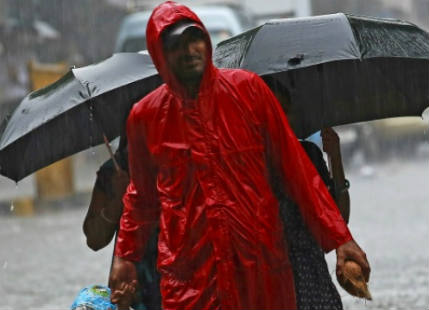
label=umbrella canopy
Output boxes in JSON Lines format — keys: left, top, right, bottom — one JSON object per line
{"left": 0, "top": 52, "right": 162, "bottom": 182}
{"left": 214, "top": 13, "right": 429, "bottom": 138}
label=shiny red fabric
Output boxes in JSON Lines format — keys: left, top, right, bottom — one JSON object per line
{"left": 115, "top": 1, "right": 352, "bottom": 309}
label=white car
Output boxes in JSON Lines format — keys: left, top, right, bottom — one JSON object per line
{"left": 114, "top": 6, "right": 246, "bottom": 53}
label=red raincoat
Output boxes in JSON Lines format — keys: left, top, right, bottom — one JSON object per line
{"left": 115, "top": 2, "right": 352, "bottom": 309}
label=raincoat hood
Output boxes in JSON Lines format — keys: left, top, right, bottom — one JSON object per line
{"left": 146, "top": 1, "right": 215, "bottom": 99}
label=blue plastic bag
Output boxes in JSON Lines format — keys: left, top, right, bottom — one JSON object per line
{"left": 71, "top": 285, "right": 117, "bottom": 310}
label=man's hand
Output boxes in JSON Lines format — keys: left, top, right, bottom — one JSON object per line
{"left": 109, "top": 256, "right": 138, "bottom": 309}
{"left": 336, "top": 240, "right": 370, "bottom": 283}
{"left": 321, "top": 127, "right": 341, "bottom": 158}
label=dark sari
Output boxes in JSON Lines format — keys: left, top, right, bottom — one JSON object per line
{"left": 278, "top": 141, "right": 343, "bottom": 310}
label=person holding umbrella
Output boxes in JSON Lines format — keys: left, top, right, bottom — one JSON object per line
{"left": 83, "top": 144, "right": 129, "bottom": 252}
{"left": 281, "top": 129, "right": 351, "bottom": 309}
{"left": 83, "top": 138, "right": 162, "bottom": 310}
{"left": 268, "top": 78, "right": 350, "bottom": 222}
{"left": 268, "top": 78, "right": 352, "bottom": 309}
{"left": 109, "top": 1, "right": 369, "bottom": 309}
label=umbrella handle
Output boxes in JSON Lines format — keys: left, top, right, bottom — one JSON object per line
{"left": 103, "top": 134, "right": 121, "bottom": 172}
{"left": 327, "top": 153, "right": 333, "bottom": 178}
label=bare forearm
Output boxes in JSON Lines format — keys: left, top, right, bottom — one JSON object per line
{"left": 329, "top": 148, "right": 345, "bottom": 182}
{"left": 83, "top": 188, "right": 122, "bottom": 251}
{"left": 329, "top": 150, "right": 350, "bottom": 223}
{"left": 83, "top": 214, "right": 117, "bottom": 251}
{"left": 335, "top": 190, "right": 350, "bottom": 223}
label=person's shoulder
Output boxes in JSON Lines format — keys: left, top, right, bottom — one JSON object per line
{"left": 301, "top": 140, "right": 319, "bottom": 151}
{"left": 218, "top": 68, "right": 259, "bottom": 82}
{"left": 217, "top": 68, "right": 264, "bottom": 94}
{"left": 300, "top": 140, "right": 326, "bottom": 169}
{"left": 300, "top": 140, "right": 322, "bottom": 156}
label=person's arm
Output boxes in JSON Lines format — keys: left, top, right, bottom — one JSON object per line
{"left": 83, "top": 186, "right": 118, "bottom": 251}
{"left": 109, "top": 256, "right": 138, "bottom": 310}
{"left": 83, "top": 168, "right": 129, "bottom": 251}
{"left": 321, "top": 128, "right": 350, "bottom": 223}
{"left": 110, "top": 105, "right": 159, "bottom": 305}
{"left": 250, "top": 74, "right": 369, "bottom": 279}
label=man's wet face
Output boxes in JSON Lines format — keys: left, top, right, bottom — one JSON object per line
{"left": 164, "top": 28, "right": 207, "bottom": 83}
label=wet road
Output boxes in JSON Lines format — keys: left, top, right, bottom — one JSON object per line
{"left": 0, "top": 157, "right": 428, "bottom": 309}
{"left": 326, "top": 156, "right": 429, "bottom": 310}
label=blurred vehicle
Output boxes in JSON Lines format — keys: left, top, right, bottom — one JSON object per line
{"left": 114, "top": 5, "right": 247, "bottom": 53}
{"left": 370, "top": 117, "right": 428, "bottom": 142}
{"left": 362, "top": 117, "right": 428, "bottom": 158}
{"left": 336, "top": 117, "right": 428, "bottom": 163}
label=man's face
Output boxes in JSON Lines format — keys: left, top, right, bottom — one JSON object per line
{"left": 164, "top": 28, "right": 208, "bottom": 83}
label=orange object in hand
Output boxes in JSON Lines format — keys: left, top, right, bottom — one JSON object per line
{"left": 337, "top": 260, "right": 372, "bottom": 300}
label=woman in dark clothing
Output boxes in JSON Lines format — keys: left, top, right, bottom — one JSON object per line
{"left": 279, "top": 132, "right": 350, "bottom": 310}
{"left": 83, "top": 145, "right": 129, "bottom": 252}
{"left": 267, "top": 76, "right": 351, "bottom": 309}
{"left": 266, "top": 129, "right": 350, "bottom": 310}
{"left": 83, "top": 138, "right": 161, "bottom": 310}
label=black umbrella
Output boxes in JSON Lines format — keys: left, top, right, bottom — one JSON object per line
{"left": 0, "top": 52, "right": 162, "bottom": 182}
{"left": 214, "top": 13, "right": 429, "bottom": 139}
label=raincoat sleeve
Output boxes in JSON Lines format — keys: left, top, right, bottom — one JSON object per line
{"left": 251, "top": 74, "right": 352, "bottom": 252}
{"left": 114, "top": 106, "right": 159, "bottom": 262}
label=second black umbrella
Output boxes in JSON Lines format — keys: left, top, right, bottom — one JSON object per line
{"left": 0, "top": 52, "right": 162, "bottom": 182}
{"left": 214, "top": 13, "right": 429, "bottom": 138}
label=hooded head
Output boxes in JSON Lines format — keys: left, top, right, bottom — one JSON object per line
{"left": 146, "top": 1, "right": 215, "bottom": 99}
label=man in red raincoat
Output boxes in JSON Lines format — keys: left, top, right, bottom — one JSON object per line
{"left": 110, "top": 2, "right": 370, "bottom": 309}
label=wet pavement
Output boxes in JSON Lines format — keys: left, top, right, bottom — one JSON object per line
{"left": 0, "top": 156, "right": 428, "bottom": 309}
{"left": 326, "top": 156, "right": 429, "bottom": 310}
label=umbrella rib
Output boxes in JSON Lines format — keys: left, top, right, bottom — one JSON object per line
{"left": 83, "top": 82, "right": 120, "bottom": 171}
{"left": 83, "top": 82, "right": 105, "bottom": 145}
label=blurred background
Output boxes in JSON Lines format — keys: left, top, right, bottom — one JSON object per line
{"left": 0, "top": 0, "right": 428, "bottom": 309}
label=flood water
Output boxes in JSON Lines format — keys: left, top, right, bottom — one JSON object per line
{"left": 0, "top": 156, "right": 428, "bottom": 309}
